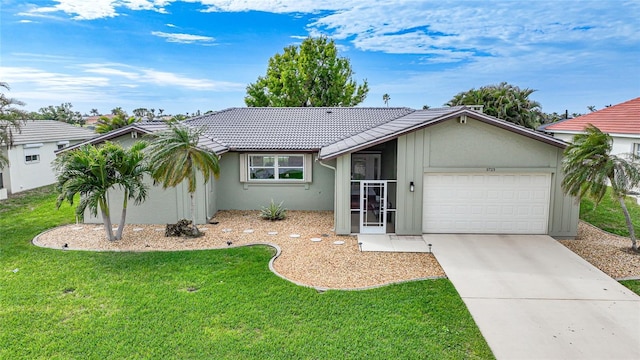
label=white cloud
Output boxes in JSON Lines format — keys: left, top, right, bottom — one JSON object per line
{"left": 25, "top": 1, "right": 638, "bottom": 67}
{"left": 79, "top": 63, "right": 243, "bottom": 90}
{"left": 22, "top": 0, "right": 170, "bottom": 20}
{"left": 151, "top": 31, "right": 215, "bottom": 44}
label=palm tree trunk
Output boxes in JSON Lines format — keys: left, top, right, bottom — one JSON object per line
{"left": 618, "top": 196, "right": 637, "bottom": 251}
{"left": 190, "top": 191, "right": 199, "bottom": 236}
{"left": 116, "top": 191, "right": 128, "bottom": 241}
{"left": 99, "top": 198, "right": 115, "bottom": 241}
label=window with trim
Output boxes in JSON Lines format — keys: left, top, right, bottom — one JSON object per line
{"left": 57, "top": 140, "right": 70, "bottom": 150}
{"left": 634, "top": 143, "right": 640, "bottom": 157}
{"left": 23, "top": 143, "right": 43, "bottom": 164}
{"left": 25, "top": 154, "right": 40, "bottom": 163}
{"left": 241, "top": 154, "right": 312, "bottom": 182}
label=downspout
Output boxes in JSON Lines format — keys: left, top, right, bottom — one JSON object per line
{"left": 316, "top": 156, "right": 337, "bottom": 232}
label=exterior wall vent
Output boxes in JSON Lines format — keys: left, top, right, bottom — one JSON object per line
{"left": 466, "top": 105, "right": 484, "bottom": 113}
{"left": 458, "top": 115, "right": 468, "bottom": 124}
{"left": 131, "top": 132, "right": 138, "bottom": 139}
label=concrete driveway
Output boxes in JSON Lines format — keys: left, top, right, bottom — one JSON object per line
{"left": 424, "top": 234, "right": 640, "bottom": 360}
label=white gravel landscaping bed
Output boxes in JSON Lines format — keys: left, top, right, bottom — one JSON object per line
{"left": 34, "top": 210, "right": 445, "bottom": 289}
{"left": 559, "top": 221, "right": 640, "bottom": 280}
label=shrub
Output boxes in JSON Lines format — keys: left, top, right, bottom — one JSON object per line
{"left": 261, "top": 200, "right": 287, "bottom": 221}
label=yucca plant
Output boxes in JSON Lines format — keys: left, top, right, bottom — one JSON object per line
{"left": 261, "top": 200, "right": 287, "bottom": 221}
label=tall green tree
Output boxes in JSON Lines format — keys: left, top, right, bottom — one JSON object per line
{"left": 447, "top": 82, "right": 543, "bottom": 129}
{"left": 39, "top": 102, "right": 84, "bottom": 125}
{"left": 245, "top": 37, "right": 369, "bottom": 107}
{"left": 0, "top": 82, "right": 27, "bottom": 168}
{"left": 147, "top": 124, "right": 220, "bottom": 235}
{"left": 54, "top": 142, "right": 149, "bottom": 241}
{"left": 562, "top": 125, "right": 640, "bottom": 251}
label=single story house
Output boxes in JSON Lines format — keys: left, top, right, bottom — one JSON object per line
{"left": 66, "top": 106, "right": 579, "bottom": 238}
{"left": 1, "top": 120, "right": 96, "bottom": 199}
{"left": 539, "top": 97, "right": 640, "bottom": 158}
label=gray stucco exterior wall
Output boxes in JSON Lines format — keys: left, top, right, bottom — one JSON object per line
{"left": 335, "top": 117, "right": 579, "bottom": 237}
{"left": 215, "top": 153, "right": 335, "bottom": 211}
{"left": 84, "top": 173, "right": 212, "bottom": 225}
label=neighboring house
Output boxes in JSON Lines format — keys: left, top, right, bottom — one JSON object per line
{"left": 0, "top": 120, "right": 96, "bottom": 198}
{"left": 65, "top": 107, "right": 579, "bottom": 238}
{"left": 539, "top": 97, "right": 640, "bottom": 157}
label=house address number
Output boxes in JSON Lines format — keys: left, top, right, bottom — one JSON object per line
{"left": 486, "top": 168, "right": 496, "bottom": 172}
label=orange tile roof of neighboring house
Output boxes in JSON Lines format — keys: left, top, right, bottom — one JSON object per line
{"left": 542, "top": 97, "right": 640, "bottom": 135}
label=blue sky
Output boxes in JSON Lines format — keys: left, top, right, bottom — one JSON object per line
{"left": 1, "top": 0, "right": 639, "bottom": 116}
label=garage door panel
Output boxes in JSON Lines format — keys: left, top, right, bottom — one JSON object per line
{"left": 423, "top": 173, "right": 551, "bottom": 234}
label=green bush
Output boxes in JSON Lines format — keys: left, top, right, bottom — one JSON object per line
{"left": 261, "top": 199, "right": 287, "bottom": 221}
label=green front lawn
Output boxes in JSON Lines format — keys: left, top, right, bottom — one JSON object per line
{"left": 0, "top": 187, "right": 493, "bottom": 359}
{"left": 579, "top": 188, "right": 640, "bottom": 237}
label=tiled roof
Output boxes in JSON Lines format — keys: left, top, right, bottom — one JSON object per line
{"left": 61, "top": 107, "right": 565, "bottom": 158}
{"left": 319, "top": 107, "right": 566, "bottom": 159}
{"left": 60, "top": 121, "right": 229, "bottom": 155}
{"left": 541, "top": 97, "right": 640, "bottom": 135}
{"left": 10, "top": 120, "right": 96, "bottom": 145}
{"left": 184, "top": 107, "right": 415, "bottom": 151}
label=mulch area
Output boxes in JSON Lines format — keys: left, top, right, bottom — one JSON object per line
{"left": 33, "top": 212, "right": 640, "bottom": 290}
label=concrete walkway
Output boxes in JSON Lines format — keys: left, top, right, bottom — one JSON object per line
{"left": 424, "top": 234, "right": 640, "bottom": 360}
{"left": 358, "top": 234, "right": 431, "bottom": 252}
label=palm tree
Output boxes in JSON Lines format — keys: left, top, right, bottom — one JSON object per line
{"left": 447, "top": 82, "right": 543, "bottom": 129}
{"left": 0, "top": 82, "right": 27, "bottom": 168}
{"left": 54, "top": 142, "right": 149, "bottom": 241}
{"left": 90, "top": 108, "right": 99, "bottom": 116}
{"left": 96, "top": 113, "right": 139, "bottom": 134}
{"left": 146, "top": 124, "right": 220, "bottom": 235}
{"left": 110, "top": 141, "right": 149, "bottom": 240}
{"left": 562, "top": 125, "right": 640, "bottom": 251}
{"left": 382, "top": 93, "right": 390, "bottom": 107}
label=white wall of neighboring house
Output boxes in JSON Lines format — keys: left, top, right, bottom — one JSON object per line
{"left": 6, "top": 141, "right": 57, "bottom": 193}
{"left": 3, "top": 140, "right": 85, "bottom": 194}
{"left": 553, "top": 132, "right": 640, "bottom": 158}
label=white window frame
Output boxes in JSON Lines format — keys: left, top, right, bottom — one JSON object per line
{"left": 25, "top": 154, "right": 40, "bottom": 163}
{"left": 240, "top": 153, "right": 313, "bottom": 183}
{"left": 24, "top": 143, "right": 43, "bottom": 164}
{"left": 633, "top": 143, "right": 640, "bottom": 157}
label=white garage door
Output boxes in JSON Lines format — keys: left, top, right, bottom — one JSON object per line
{"left": 423, "top": 173, "right": 551, "bottom": 234}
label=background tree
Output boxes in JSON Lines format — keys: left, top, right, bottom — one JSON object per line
{"left": 54, "top": 142, "right": 149, "bottom": 241}
{"left": 562, "top": 125, "right": 640, "bottom": 251}
{"left": 422, "top": 105, "right": 430, "bottom": 110}
{"left": 133, "top": 108, "right": 148, "bottom": 119}
{"left": 383, "top": 93, "right": 390, "bottom": 107}
{"left": 147, "top": 124, "right": 220, "bottom": 236}
{"left": 245, "top": 37, "right": 369, "bottom": 107}
{"left": 38, "top": 103, "right": 84, "bottom": 126}
{"left": 96, "top": 111, "right": 140, "bottom": 134}
{"left": 0, "top": 82, "right": 27, "bottom": 168}
{"left": 90, "top": 108, "right": 100, "bottom": 116}
{"left": 111, "top": 107, "right": 125, "bottom": 116}
{"left": 447, "top": 82, "right": 543, "bottom": 129}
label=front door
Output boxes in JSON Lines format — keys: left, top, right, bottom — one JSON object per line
{"left": 360, "top": 180, "right": 387, "bottom": 234}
